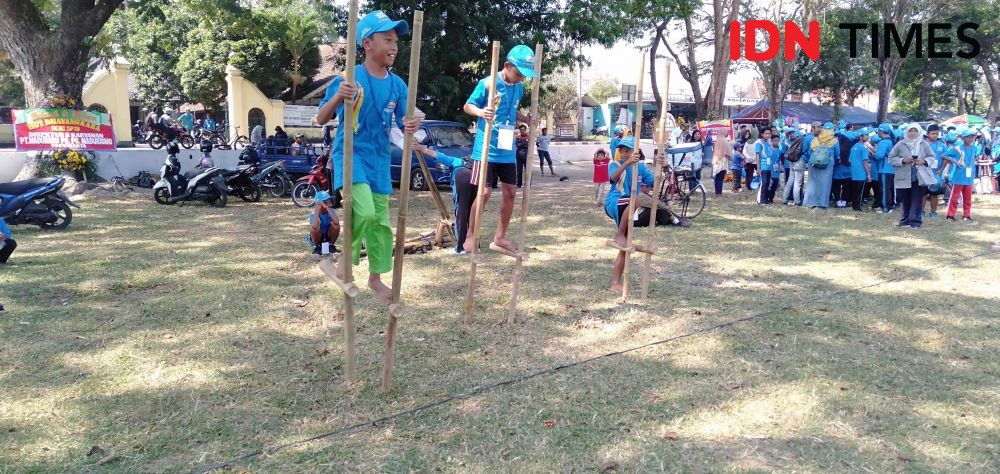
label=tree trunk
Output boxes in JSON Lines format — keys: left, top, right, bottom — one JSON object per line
{"left": 0, "top": 0, "right": 124, "bottom": 108}
{"left": 831, "top": 76, "right": 844, "bottom": 122}
{"left": 649, "top": 22, "right": 666, "bottom": 118}
{"left": 661, "top": 17, "right": 706, "bottom": 118}
{"left": 875, "top": 58, "right": 903, "bottom": 124}
{"left": 956, "top": 69, "right": 966, "bottom": 115}
{"left": 918, "top": 59, "right": 931, "bottom": 119}
{"left": 846, "top": 86, "right": 863, "bottom": 107}
{"left": 705, "top": 0, "right": 742, "bottom": 120}
{"left": 978, "top": 57, "right": 1000, "bottom": 122}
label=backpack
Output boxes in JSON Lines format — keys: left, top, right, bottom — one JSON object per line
{"left": 136, "top": 171, "right": 153, "bottom": 188}
{"left": 743, "top": 139, "right": 759, "bottom": 165}
{"left": 811, "top": 141, "right": 834, "bottom": 169}
{"left": 785, "top": 137, "right": 804, "bottom": 163}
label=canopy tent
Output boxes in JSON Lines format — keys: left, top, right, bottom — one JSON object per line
{"left": 941, "top": 114, "right": 990, "bottom": 126}
{"left": 731, "top": 99, "right": 877, "bottom": 126}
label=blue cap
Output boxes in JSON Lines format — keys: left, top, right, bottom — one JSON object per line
{"left": 878, "top": 123, "right": 892, "bottom": 133}
{"left": 617, "top": 135, "right": 636, "bottom": 149}
{"left": 315, "top": 190, "right": 333, "bottom": 203}
{"left": 961, "top": 129, "right": 977, "bottom": 138}
{"left": 357, "top": 10, "right": 409, "bottom": 44}
{"left": 822, "top": 122, "right": 834, "bottom": 130}
{"left": 837, "top": 120, "right": 847, "bottom": 129}
{"left": 613, "top": 124, "right": 628, "bottom": 136}
{"left": 506, "top": 45, "right": 537, "bottom": 78}
{"left": 733, "top": 142, "right": 743, "bottom": 149}
{"left": 946, "top": 132, "right": 958, "bottom": 142}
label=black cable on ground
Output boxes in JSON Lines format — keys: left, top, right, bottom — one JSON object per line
{"left": 193, "top": 247, "right": 996, "bottom": 473}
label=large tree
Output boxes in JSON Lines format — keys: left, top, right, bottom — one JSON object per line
{"left": 0, "top": 0, "right": 123, "bottom": 107}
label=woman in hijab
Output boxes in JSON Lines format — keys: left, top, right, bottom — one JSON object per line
{"left": 802, "top": 122, "right": 840, "bottom": 209}
{"left": 711, "top": 130, "right": 733, "bottom": 195}
{"left": 688, "top": 129, "right": 705, "bottom": 191}
{"left": 887, "top": 123, "right": 937, "bottom": 229}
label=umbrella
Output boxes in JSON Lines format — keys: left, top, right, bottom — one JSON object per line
{"left": 941, "top": 114, "right": 990, "bottom": 126}
{"left": 697, "top": 119, "right": 735, "bottom": 141}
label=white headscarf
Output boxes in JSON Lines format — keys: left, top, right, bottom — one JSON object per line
{"left": 902, "top": 122, "right": 925, "bottom": 152}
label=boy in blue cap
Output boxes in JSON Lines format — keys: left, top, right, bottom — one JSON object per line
{"left": 0, "top": 217, "right": 16, "bottom": 264}
{"left": 309, "top": 190, "right": 341, "bottom": 256}
{"left": 848, "top": 129, "right": 873, "bottom": 211}
{"left": 874, "top": 124, "right": 895, "bottom": 212}
{"left": 944, "top": 130, "right": 978, "bottom": 221}
{"left": 314, "top": 10, "right": 421, "bottom": 305}
{"left": 463, "top": 44, "right": 536, "bottom": 254}
{"left": 922, "top": 124, "right": 947, "bottom": 218}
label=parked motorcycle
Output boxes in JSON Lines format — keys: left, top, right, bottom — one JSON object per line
{"left": 291, "top": 154, "right": 331, "bottom": 208}
{"left": 241, "top": 147, "right": 290, "bottom": 198}
{"left": 152, "top": 141, "right": 228, "bottom": 207}
{"left": 0, "top": 176, "right": 79, "bottom": 230}
{"left": 149, "top": 127, "right": 195, "bottom": 150}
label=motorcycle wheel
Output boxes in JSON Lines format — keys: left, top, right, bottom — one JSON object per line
{"left": 210, "top": 191, "right": 228, "bottom": 208}
{"left": 39, "top": 200, "right": 72, "bottom": 230}
{"left": 291, "top": 182, "right": 317, "bottom": 208}
{"left": 180, "top": 135, "right": 195, "bottom": 149}
{"left": 153, "top": 188, "right": 174, "bottom": 205}
{"left": 150, "top": 134, "right": 165, "bottom": 149}
{"left": 264, "top": 174, "right": 286, "bottom": 198}
{"left": 239, "top": 183, "right": 262, "bottom": 202}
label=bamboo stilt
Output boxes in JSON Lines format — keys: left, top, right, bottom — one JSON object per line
{"left": 338, "top": 0, "right": 360, "bottom": 382}
{"left": 463, "top": 41, "right": 501, "bottom": 325}
{"left": 414, "top": 149, "right": 457, "bottom": 245}
{"left": 641, "top": 59, "right": 672, "bottom": 302}
{"left": 382, "top": 11, "right": 424, "bottom": 394}
{"left": 620, "top": 55, "right": 646, "bottom": 303}
{"left": 506, "top": 44, "right": 544, "bottom": 324}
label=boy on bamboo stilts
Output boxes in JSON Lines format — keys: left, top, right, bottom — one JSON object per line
{"left": 462, "top": 45, "right": 536, "bottom": 254}
{"left": 314, "top": 10, "right": 421, "bottom": 306}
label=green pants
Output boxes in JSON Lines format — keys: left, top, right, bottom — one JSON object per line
{"left": 348, "top": 183, "right": 392, "bottom": 274}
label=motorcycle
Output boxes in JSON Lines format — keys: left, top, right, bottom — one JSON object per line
{"left": 199, "top": 140, "right": 261, "bottom": 202}
{"left": 0, "top": 176, "right": 79, "bottom": 230}
{"left": 152, "top": 142, "right": 228, "bottom": 207}
{"left": 241, "top": 147, "right": 290, "bottom": 198}
{"left": 291, "top": 154, "right": 331, "bottom": 208}
{"left": 149, "top": 126, "right": 195, "bottom": 150}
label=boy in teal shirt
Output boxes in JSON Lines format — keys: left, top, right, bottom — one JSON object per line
{"left": 314, "top": 10, "right": 421, "bottom": 305}
{"left": 848, "top": 129, "right": 873, "bottom": 211}
{"left": 944, "top": 130, "right": 978, "bottom": 221}
{"left": 463, "top": 45, "right": 536, "bottom": 255}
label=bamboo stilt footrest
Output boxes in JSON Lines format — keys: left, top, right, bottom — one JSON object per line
{"left": 488, "top": 242, "right": 528, "bottom": 260}
{"left": 388, "top": 304, "right": 403, "bottom": 319}
{"left": 633, "top": 244, "right": 657, "bottom": 255}
{"left": 605, "top": 240, "right": 634, "bottom": 252}
{"left": 318, "top": 259, "right": 361, "bottom": 298}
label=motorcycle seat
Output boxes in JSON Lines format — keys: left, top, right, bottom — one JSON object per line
{"left": 222, "top": 169, "right": 242, "bottom": 178}
{"left": 0, "top": 178, "right": 57, "bottom": 196}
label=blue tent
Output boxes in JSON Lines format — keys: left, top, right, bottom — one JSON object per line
{"left": 731, "top": 99, "right": 876, "bottom": 126}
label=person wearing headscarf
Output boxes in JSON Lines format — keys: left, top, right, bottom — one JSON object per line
{"left": 711, "top": 130, "right": 733, "bottom": 196}
{"left": 887, "top": 123, "right": 937, "bottom": 229}
{"left": 802, "top": 122, "right": 840, "bottom": 209}
{"left": 742, "top": 126, "right": 761, "bottom": 191}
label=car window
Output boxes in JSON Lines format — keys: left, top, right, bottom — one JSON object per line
{"left": 431, "top": 126, "right": 474, "bottom": 148}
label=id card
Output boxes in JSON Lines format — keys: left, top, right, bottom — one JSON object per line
{"left": 497, "top": 125, "right": 514, "bottom": 151}
{"left": 966, "top": 166, "right": 973, "bottom": 179}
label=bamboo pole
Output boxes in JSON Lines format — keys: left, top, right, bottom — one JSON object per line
{"left": 381, "top": 10, "right": 424, "bottom": 394}
{"left": 506, "top": 44, "right": 543, "bottom": 324}
{"left": 339, "top": 0, "right": 360, "bottom": 382}
{"left": 414, "top": 149, "right": 457, "bottom": 245}
{"left": 640, "top": 58, "right": 671, "bottom": 302}
{"left": 463, "top": 41, "right": 501, "bottom": 325}
{"left": 620, "top": 55, "right": 645, "bottom": 303}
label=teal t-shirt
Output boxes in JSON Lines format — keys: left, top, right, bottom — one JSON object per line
{"left": 849, "top": 142, "right": 870, "bottom": 181}
{"left": 468, "top": 74, "right": 524, "bottom": 164}
{"left": 944, "top": 144, "right": 978, "bottom": 186}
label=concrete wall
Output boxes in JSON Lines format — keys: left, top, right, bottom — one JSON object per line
{"left": 0, "top": 149, "right": 244, "bottom": 182}
{"left": 81, "top": 57, "right": 133, "bottom": 147}
{"left": 225, "top": 66, "right": 287, "bottom": 141}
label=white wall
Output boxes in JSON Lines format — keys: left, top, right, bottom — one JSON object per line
{"left": 0, "top": 149, "right": 244, "bottom": 182}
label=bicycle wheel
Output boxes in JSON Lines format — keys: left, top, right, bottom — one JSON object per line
{"left": 233, "top": 136, "right": 248, "bottom": 149}
{"left": 680, "top": 184, "right": 707, "bottom": 218}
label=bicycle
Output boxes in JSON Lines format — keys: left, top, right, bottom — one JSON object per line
{"left": 211, "top": 124, "right": 249, "bottom": 150}
{"left": 110, "top": 176, "right": 135, "bottom": 193}
{"left": 658, "top": 163, "right": 707, "bottom": 219}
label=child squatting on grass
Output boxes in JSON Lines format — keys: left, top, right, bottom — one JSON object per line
{"left": 313, "top": 10, "right": 421, "bottom": 306}
{"left": 309, "top": 190, "right": 341, "bottom": 256}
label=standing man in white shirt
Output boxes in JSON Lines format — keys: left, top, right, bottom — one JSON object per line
{"left": 537, "top": 127, "right": 554, "bottom": 177}
{"left": 616, "top": 104, "right": 633, "bottom": 128}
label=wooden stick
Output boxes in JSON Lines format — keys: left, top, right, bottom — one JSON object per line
{"left": 382, "top": 10, "right": 424, "bottom": 394}
{"left": 489, "top": 242, "right": 528, "bottom": 260}
{"left": 463, "top": 41, "right": 501, "bottom": 325}
{"left": 415, "top": 149, "right": 457, "bottom": 245}
{"left": 506, "top": 44, "right": 543, "bottom": 325}
{"left": 318, "top": 259, "right": 361, "bottom": 298}
{"left": 339, "top": 0, "right": 359, "bottom": 382}
{"left": 620, "top": 55, "right": 646, "bottom": 303}
{"left": 641, "top": 58, "right": 671, "bottom": 302}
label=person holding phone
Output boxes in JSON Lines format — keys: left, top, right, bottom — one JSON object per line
{"left": 887, "top": 123, "right": 937, "bottom": 229}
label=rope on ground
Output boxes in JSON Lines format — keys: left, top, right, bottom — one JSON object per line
{"left": 192, "top": 246, "right": 997, "bottom": 473}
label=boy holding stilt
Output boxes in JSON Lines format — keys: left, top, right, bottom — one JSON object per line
{"left": 462, "top": 45, "right": 536, "bottom": 254}
{"left": 314, "top": 10, "right": 421, "bottom": 306}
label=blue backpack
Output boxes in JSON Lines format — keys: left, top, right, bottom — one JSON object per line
{"left": 811, "top": 141, "right": 834, "bottom": 169}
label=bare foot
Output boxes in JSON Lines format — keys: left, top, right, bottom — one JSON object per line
{"left": 462, "top": 238, "right": 476, "bottom": 254}
{"left": 610, "top": 283, "right": 623, "bottom": 292}
{"left": 493, "top": 236, "right": 518, "bottom": 253}
{"left": 335, "top": 255, "right": 346, "bottom": 280}
{"left": 612, "top": 233, "right": 628, "bottom": 249}
{"left": 368, "top": 275, "right": 392, "bottom": 307}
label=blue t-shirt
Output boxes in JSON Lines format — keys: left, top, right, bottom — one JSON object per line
{"left": 604, "top": 160, "right": 654, "bottom": 226}
{"left": 321, "top": 66, "right": 407, "bottom": 195}
{"left": 203, "top": 119, "right": 217, "bottom": 131}
{"left": 770, "top": 142, "right": 782, "bottom": 173}
{"left": 849, "top": 142, "right": 870, "bottom": 181}
{"left": 757, "top": 141, "right": 774, "bottom": 170}
{"left": 468, "top": 73, "right": 525, "bottom": 164}
{"left": 833, "top": 161, "right": 852, "bottom": 180}
{"left": 876, "top": 139, "right": 894, "bottom": 174}
{"left": 944, "top": 145, "right": 978, "bottom": 186}
{"left": 309, "top": 209, "right": 335, "bottom": 231}
{"left": 0, "top": 218, "right": 10, "bottom": 239}
{"left": 731, "top": 151, "right": 744, "bottom": 170}
{"left": 928, "top": 139, "right": 948, "bottom": 172}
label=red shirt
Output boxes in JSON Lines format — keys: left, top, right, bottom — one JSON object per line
{"left": 593, "top": 155, "right": 610, "bottom": 183}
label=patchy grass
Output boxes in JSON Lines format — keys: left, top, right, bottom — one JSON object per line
{"left": 1, "top": 178, "right": 998, "bottom": 473}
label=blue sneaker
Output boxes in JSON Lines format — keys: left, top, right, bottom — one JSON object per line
{"left": 919, "top": 211, "right": 925, "bottom": 220}
{"left": 929, "top": 211, "right": 938, "bottom": 218}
